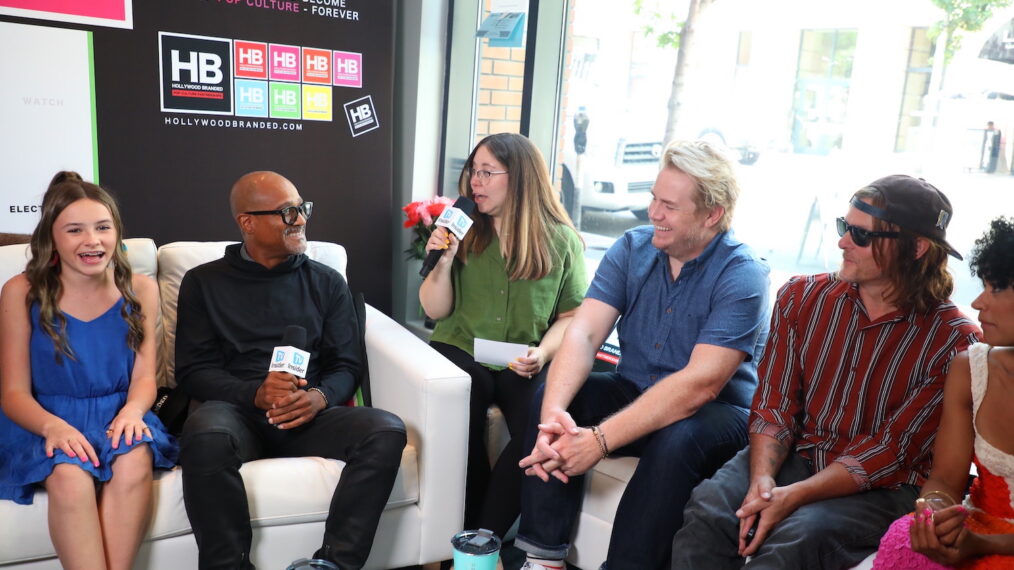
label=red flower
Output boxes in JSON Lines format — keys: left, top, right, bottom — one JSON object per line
{"left": 402, "top": 201, "right": 422, "bottom": 228}
{"left": 426, "top": 200, "right": 447, "bottom": 219}
{"left": 402, "top": 196, "right": 456, "bottom": 259}
{"left": 402, "top": 196, "right": 453, "bottom": 227}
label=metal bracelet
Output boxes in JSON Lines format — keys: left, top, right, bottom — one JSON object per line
{"left": 590, "top": 425, "right": 610, "bottom": 458}
{"left": 919, "top": 489, "right": 957, "bottom": 507}
{"left": 308, "top": 387, "right": 329, "bottom": 408}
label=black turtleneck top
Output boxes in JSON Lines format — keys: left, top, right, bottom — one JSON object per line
{"left": 175, "top": 242, "right": 360, "bottom": 411}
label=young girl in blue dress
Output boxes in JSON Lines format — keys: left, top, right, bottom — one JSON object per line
{"left": 0, "top": 172, "right": 176, "bottom": 570}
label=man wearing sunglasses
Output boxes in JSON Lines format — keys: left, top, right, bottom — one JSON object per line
{"left": 673, "top": 175, "right": 982, "bottom": 569}
{"left": 174, "top": 171, "right": 407, "bottom": 569}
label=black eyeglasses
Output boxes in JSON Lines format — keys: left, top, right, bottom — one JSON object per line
{"left": 836, "top": 217, "right": 899, "bottom": 247}
{"left": 244, "top": 201, "right": 313, "bottom": 226}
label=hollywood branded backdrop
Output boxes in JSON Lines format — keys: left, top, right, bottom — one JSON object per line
{"left": 0, "top": 0, "right": 395, "bottom": 311}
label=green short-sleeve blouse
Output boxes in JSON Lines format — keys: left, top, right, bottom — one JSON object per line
{"left": 430, "top": 225, "right": 587, "bottom": 360}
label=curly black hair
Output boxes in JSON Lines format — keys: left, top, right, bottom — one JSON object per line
{"left": 969, "top": 216, "right": 1014, "bottom": 291}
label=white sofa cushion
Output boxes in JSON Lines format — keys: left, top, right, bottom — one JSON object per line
{"left": 0, "top": 446, "right": 420, "bottom": 566}
{"left": 0, "top": 241, "right": 31, "bottom": 286}
{"left": 146, "top": 449, "right": 420, "bottom": 538}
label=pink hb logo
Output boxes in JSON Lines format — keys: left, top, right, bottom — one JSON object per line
{"left": 333, "top": 50, "right": 362, "bottom": 88}
{"left": 269, "top": 44, "right": 301, "bottom": 82}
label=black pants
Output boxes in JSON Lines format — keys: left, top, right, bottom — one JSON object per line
{"left": 432, "top": 341, "right": 546, "bottom": 538}
{"left": 179, "top": 400, "right": 406, "bottom": 570}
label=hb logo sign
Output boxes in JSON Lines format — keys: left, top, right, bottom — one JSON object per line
{"left": 159, "top": 32, "right": 232, "bottom": 114}
{"left": 343, "top": 95, "right": 379, "bottom": 137}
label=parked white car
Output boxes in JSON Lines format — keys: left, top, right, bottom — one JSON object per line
{"left": 561, "top": 138, "right": 661, "bottom": 220}
{"left": 560, "top": 132, "right": 758, "bottom": 221}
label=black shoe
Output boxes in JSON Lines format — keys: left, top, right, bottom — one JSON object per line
{"left": 288, "top": 558, "right": 338, "bottom": 570}
{"left": 298, "top": 546, "right": 339, "bottom": 569}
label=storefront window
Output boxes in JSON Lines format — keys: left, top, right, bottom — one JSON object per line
{"left": 791, "top": 30, "right": 856, "bottom": 155}
{"left": 547, "top": 0, "right": 1014, "bottom": 311}
{"left": 895, "top": 28, "right": 934, "bottom": 152}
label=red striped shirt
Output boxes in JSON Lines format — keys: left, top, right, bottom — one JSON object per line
{"left": 750, "top": 273, "right": 982, "bottom": 490}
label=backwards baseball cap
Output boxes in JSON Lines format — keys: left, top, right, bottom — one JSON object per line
{"left": 851, "top": 174, "right": 962, "bottom": 260}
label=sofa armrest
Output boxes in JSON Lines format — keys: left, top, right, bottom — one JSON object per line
{"left": 363, "top": 304, "right": 469, "bottom": 564}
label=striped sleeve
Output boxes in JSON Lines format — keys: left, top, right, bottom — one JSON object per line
{"left": 749, "top": 277, "right": 802, "bottom": 445}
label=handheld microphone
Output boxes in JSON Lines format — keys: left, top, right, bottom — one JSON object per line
{"left": 420, "top": 196, "right": 476, "bottom": 278}
{"left": 269, "top": 325, "right": 311, "bottom": 378}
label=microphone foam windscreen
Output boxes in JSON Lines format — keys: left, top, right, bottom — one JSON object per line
{"left": 282, "top": 325, "right": 307, "bottom": 349}
{"left": 453, "top": 196, "right": 476, "bottom": 216}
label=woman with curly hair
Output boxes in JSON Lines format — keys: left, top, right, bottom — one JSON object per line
{"left": 874, "top": 216, "right": 1014, "bottom": 569}
{"left": 0, "top": 172, "right": 177, "bottom": 570}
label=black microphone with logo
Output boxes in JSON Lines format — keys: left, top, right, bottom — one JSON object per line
{"left": 269, "top": 325, "right": 310, "bottom": 378}
{"left": 419, "top": 196, "right": 476, "bottom": 278}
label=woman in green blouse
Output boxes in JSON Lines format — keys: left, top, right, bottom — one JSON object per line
{"left": 420, "top": 133, "right": 587, "bottom": 538}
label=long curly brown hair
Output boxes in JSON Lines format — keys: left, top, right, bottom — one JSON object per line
{"left": 26, "top": 171, "right": 143, "bottom": 361}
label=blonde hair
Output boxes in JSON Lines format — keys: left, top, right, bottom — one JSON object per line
{"left": 661, "top": 140, "right": 740, "bottom": 231}
{"left": 458, "top": 133, "right": 581, "bottom": 281}
{"left": 26, "top": 171, "right": 143, "bottom": 361}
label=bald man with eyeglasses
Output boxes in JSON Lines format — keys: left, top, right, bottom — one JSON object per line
{"left": 672, "top": 175, "right": 982, "bottom": 569}
{"left": 175, "top": 171, "right": 407, "bottom": 570}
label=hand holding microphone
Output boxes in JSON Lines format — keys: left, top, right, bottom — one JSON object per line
{"left": 256, "top": 326, "right": 310, "bottom": 410}
{"left": 257, "top": 373, "right": 306, "bottom": 410}
{"left": 425, "top": 227, "right": 459, "bottom": 263}
{"left": 263, "top": 325, "right": 323, "bottom": 429}
{"left": 420, "top": 196, "right": 476, "bottom": 278}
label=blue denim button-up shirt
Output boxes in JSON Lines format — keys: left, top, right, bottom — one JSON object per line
{"left": 586, "top": 226, "right": 770, "bottom": 408}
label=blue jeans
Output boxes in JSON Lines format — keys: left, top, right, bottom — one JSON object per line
{"left": 671, "top": 448, "right": 918, "bottom": 569}
{"left": 515, "top": 372, "right": 750, "bottom": 570}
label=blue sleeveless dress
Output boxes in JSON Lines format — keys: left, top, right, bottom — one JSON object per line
{"left": 0, "top": 300, "right": 178, "bottom": 505}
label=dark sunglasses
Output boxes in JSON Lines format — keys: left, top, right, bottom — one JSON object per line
{"left": 836, "top": 217, "right": 898, "bottom": 247}
{"left": 244, "top": 201, "right": 313, "bottom": 226}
